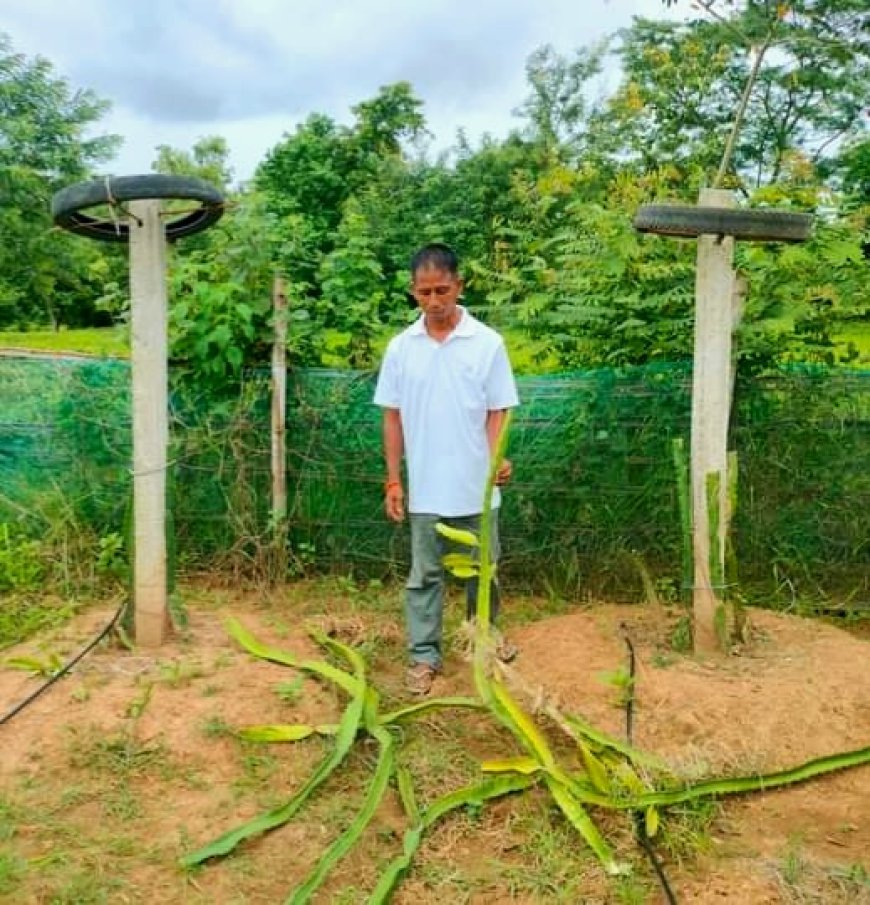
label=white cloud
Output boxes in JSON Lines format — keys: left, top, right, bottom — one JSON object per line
{"left": 2, "top": 0, "right": 689, "bottom": 180}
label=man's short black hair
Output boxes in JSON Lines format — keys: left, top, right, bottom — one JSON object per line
{"left": 410, "top": 243, "right": 460, "bottom": 277}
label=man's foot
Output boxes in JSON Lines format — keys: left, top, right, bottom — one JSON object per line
{"left": 406, "top": 661, "right": 440, "bottom": 696}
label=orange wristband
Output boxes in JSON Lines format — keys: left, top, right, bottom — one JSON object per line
{"left": 385, "top": 479, "right": 402, "bottom": 492}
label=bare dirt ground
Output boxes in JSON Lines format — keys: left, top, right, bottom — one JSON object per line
{"left": 1, "top": 582, "right": 868, "bottom": 904}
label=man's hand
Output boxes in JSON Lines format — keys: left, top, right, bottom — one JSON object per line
{"left": 385, "top": 482, "right": 405, "bottom": 522}
{"left": 495, "top": 457, "right": 512, "bottom": 486}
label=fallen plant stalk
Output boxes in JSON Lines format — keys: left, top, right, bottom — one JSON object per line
{"left": 183, "top": 413, "right": 870, "bottom": 900}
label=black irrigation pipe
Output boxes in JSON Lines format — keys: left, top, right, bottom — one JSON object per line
{"left": 0, "top": 596, "right": 128, "bottom": 728}
{"left": 621, "top": 623, "right": 678, "bottom": 905}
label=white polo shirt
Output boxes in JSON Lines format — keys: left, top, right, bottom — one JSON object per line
{"left": 374, "top": 307, "right": 519, "bottom": 516}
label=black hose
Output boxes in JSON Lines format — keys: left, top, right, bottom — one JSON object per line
{"left": 620, "top": 622, "right": 678, "bottom": 905}
{"left": 634, "top": 813, "right": 679, "bottom": 905}
{"left": 620, "top": 622, "right": 636, "bottom": 745}
{"left": 0, "top": 596, "right": 128, "bottom": 727}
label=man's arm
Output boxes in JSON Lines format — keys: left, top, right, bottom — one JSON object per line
{"left": 486, "top": 408, "right": 507, "bottom": 454}
{"left": 383, "top": 408, "right": 405, "bottom": 521}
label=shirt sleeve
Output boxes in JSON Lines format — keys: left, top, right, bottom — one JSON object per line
{"left": 373, "top": 339, "right": 401, "bottom": 408}
{"left": 485, "top": 340, "right": 520, "bottom": 410}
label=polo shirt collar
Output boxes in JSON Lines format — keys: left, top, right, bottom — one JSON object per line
{"left": 410, "top": 306, "right": 478, "bottom": 338}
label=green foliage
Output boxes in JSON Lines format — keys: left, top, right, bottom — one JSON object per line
{"left": 0, "top": 523, "right": 43, "bottom": 591}
{"left": 516, "top": 43, "right": 607, "bottom": 150}
{"left": 600, "top": 3, "right": 870, "bottom": 189}
{"left": 737, "top": 211, "right": 870, "bottom": 368}
{"left": 0, "top": 327, "right": 129, "bottom": 356}
{"left": 0, "top": 593, "right": 75, "bottom": 650}
{"left": 9, "top": 9, "right": 867, "bottom": 386}
{"left": 4, "top": 651, "right": 63, "bottom": 677}
{"left": 0, "top": 33, "right": 120, "bottom": 329}
{"left": 168, "top": 194, "right": 316, "bottom": 386}
{"left": 316, "top": 198, "right": 388, "bottom": 368}
{"left": 152, "top": 135, "right": 233, "bottom": 193}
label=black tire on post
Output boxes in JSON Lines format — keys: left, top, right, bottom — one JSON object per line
{"left": 633, "top": 204, "right": 812, "bottom": 243}
{"left": 51, "top": 174, "right": 225, "bottom": 243}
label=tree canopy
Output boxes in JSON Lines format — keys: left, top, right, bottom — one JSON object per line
{"left": 1, "top": 3, "right": 867, "bottom": 377}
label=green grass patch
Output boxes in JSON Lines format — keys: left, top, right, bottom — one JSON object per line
{"left": 0, "top": 327, "right": 129, "bottom": 358}
{"left": 0, "top": 594, "right": 78, "bottom": 650}
{"left": 836, "top": 323, "right": 870, "bottom": 365}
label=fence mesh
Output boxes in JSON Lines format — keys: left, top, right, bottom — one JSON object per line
{"left": 1, "top": 354, "right": 867, "bottom": 604}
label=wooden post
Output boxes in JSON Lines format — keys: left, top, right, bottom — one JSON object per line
{"left": 690, "top": 188, "right": 736, "bottom": 653}
{"left": 271, "top": 274, "right": 288, "bottom": 579}
{"left": 129, "top": 200, "right": 169, "bottom": 646}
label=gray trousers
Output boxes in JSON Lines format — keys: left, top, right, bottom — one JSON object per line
{"left": 405, "top": 511, "right": 501, "bottom": 668}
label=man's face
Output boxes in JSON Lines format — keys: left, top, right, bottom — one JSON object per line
{"left": 411, "top": 266, "right": 463, "bottom": 326}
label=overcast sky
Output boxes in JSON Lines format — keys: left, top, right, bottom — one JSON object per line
{"left": 2, "top": 0, "right": 687, "bottom": 182}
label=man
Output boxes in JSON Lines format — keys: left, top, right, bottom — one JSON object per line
{"left": 374, "top": 243, "right": 520, "bottom": 695}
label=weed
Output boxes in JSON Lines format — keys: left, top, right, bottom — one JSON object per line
{"left": 330, "top": 887, "right": 367, "bottom": 905}
{"left": 597, "top": 666, "right": 636, "bottom": 708}
{"left": 780, "top": 835, "right": 807, "bottom": 887}
{"left": 201, "top": 714, "right": 233, "bottom": 739}
{"left": 157, "top": 658, "right": 203, "bottom": 687}
{"left": 4, "top": 651, "right": 63, "bottom": 677}
{"left": 669, "top": 613, "right": 693, "bottom": 653}
{"left": 95, "top": 531, "right": 127, "bottom": 581}
{"left": 273, "top": 675, "right": 305, "bottom": 704}
{"left": 0, "top": 593, "right": 75, "bottom": 648}
{"left": 774, "top": 839, "right": 870, "bottom": 904}
{"left": 68, "top": 729, "right": 169, "bottom": 781}
{"left": 124, "top": 681, "right": 154, "bottom": 719}
{"left": 0, "top": 796, "right": 19, "bottom": 842}
{"left": 501, "top": 801, "right": 599, "bottom": 901}
{"left": 57, "top": 786, "right": 91, "bottom": 809}
{"left": 0, "top": 851, "right": 27, "bottom": 896}
{"left": 43, "top": 868, "right": 129, "bottom": 904}
{"left": 168, "top": 591, "right": 190, "bottom": 630}
{"left": 69, "top": 684, "right": 91, "bottom": 703}
{"left": 0, "top": 523, "right": 43, "bottom": 591}
{"left": 212, "top": 650, "right": 235, "bottom": 669}
{"left": 233, "top": 750, "right": 279, "bottom": 794}
{"left": 265, "top": 614, "right": 291, "bottom": 637}
{"left": 288, "top": 540, "right": 317, "bottom": 578}
{"left": 614, "top": 873, "right": 654, "bottom": 904}
{"left": 655, "top": 576, "right": 680, "bottom": 604}
{"left": 103, "top": 785, "right": 143, "bottom": 820}
{"left": 509, "top": 589, "right": 572, "bottom": 625}
{"left": 655, "top": 798, "right": 718, "bottom": 865}
{"left": 830, "top": 862, "right": 870, "bottom": 890}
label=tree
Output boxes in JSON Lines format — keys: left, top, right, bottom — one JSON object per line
{"left": 255, "top": 83, "right": 429, "bottom": 289}
{"left": 588, "top": 2, "right": 869, "bottom": 190}
{"left": 514, "top": 43, "right": 606, "bottom": 153}
{"left": 169, "top": 192, "right": 319, "bottom": 388}
{"left": 0, "top": 33, "right": 119, "bottom": 328}
{"left": 152, "top": 135, "right": 234, "bottom": 193}
{"left": 255, "top": 112, "right": 356, "bottom": 254}
{"left": 317, "top": 197, "right": 388, "bottom": 368}
{"left": 350, "top": 81, "right": 427, "bottom": 158}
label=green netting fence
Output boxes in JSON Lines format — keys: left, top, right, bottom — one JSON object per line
{"left": 0, "top": 354, "right": 867, "bottom": 604}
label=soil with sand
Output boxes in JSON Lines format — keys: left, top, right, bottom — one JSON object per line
{"left": 1, "top": 586, "right": 868, "bottom": 904}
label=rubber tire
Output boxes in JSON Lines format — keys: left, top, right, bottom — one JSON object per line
{"left": 51, "top": 174, "right": 225, "bottom": 243}
{"left": 633, "top": 204, "right": 812, "bottom": 243}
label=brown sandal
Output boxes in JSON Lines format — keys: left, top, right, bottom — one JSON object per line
{"left": 406, "top": 662, "right": 439, "bottom": 696}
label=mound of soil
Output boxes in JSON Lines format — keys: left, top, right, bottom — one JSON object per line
{"left": 1, "top": 590, "right": 867, "bottom": 904}
{"left": 507, "top": 606, "right": 870, "bottom": 903}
